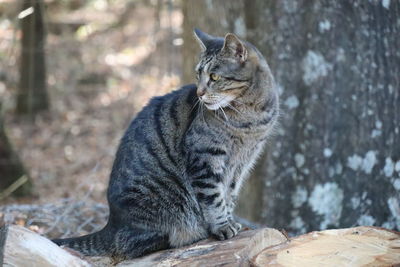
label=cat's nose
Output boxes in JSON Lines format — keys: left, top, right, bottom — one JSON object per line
{"left": 197, "top": 89, "right": 206, "bottom": 97}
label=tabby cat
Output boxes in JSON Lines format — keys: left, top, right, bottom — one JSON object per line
{"left": 53, "top": 28, "right": 279, "bottom": 261}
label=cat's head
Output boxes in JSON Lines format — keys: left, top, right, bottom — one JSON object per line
{"left": 193, "top": 28, "right": 269, "bottom": 111}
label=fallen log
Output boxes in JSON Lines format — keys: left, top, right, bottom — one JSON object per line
{"left": 1, "top": 225, "right": 399, "bottom": 267}
{"left": 111, "top": 227, "right": 287, "bottom": 267}
{"left": 0, "top": 225, "right": 90, "bottom": 267}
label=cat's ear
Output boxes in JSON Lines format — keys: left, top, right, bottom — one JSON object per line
{"left": 193, "top": 28, "right": 213, "bottom": 52}
{"left": 222, "top": 33, "right": 248, "bottom": 63}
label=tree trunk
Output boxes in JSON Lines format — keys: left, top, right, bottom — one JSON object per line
{"left": 182, "top": 0, "right": 400, "bottom": 234}
{"left": 17, "top": 0, "right": 49, "bottom": 117}
{"left": 0, "top": 104, "right": 32, "bottom": 197}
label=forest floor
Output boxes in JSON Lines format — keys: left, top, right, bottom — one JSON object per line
{"left": 0, "top": 1, "right": 185, "bottom": 237}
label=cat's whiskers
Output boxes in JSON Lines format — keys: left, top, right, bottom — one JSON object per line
{"left": 219, "top": 106, "right": 229, "bottom": 122}
{"left": 200, "top": 102, "right": 206, "bottom": 124}
{"left": 213, "top": 109, "right": 219, "bottom": 120}
{"left": 227, "top": 103, "right": 242, "bottom": 115}
{"left": 232, "top": 99, "right": 245, "bottom": 106}
{"left": 190, "top": 98, "right": 201, "bottom": 114}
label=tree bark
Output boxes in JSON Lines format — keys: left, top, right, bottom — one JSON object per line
{"left": 182, "top": 0, "right": 400, "bottom": 234}
{"left": 17, "top": 0, "right": 49, "bottom": 117}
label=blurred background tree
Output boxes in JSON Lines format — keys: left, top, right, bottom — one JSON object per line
{"left": 0, "top": 102, "right": 31, "bottom": 198}
{"left": 0, "top": 0, "right": 398, "bottom": 236}
{"left": 183, "top": 0, "right": 400, "bottom": 234}
{"left": 0, "top": 0, "right": 49, "bottom": 198}
{"left": 17, "top": 0, "right": 49, "bottom": 117}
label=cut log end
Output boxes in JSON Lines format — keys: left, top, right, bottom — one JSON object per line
{"left": 251, "top": 226, "right": 400, "bottom": 267}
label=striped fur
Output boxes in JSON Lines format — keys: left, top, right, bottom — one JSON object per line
{"left": 53, "top": 29, "right": 279, "bottom": 261}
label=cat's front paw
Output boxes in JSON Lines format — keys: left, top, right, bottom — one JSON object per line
{"left": 229, "top": 219, "right": 242, "bottom": 232}
{"left": 211, "top": 221, "right": 242, "bottom": 240}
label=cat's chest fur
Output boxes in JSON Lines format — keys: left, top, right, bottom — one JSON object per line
{"left": 187, "top": 114, "right": 267, "bottom": 186}
{"left": 227, "top": 134, "right": 266, "bottom": 183}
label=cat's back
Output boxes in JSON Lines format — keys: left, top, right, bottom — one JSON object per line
{"left": 124, "top": 84, "right": 198, "bottom": 142}
{"left": 107, "top": 83, "right": 206, "bottom": 234}
{"left": 110, "top": 84, "right": 199, "bottom": 185}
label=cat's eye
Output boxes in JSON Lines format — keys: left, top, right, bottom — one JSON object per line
{"left": 210, "top": 73, "right": 220, "bottom": 81}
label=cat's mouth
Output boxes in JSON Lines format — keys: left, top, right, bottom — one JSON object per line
{"left": 203, "top": 101, "right": 224, "bottom": 110}
{"left": 201, "top": 95, "right": 235, "bottom": 110}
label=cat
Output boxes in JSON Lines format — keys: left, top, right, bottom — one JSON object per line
{"left": 53, "top": 28, "right": 279, "bottom": 261}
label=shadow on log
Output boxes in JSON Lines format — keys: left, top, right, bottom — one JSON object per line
{"left": 1, "top": 225, "right": 399, "bottom": 267}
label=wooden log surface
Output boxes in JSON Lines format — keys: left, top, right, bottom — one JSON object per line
{"left": 110, "top": 227, "right": 287, "bottom": 267}
{"left": 252, "top": 226, "right": 400, "bottom": 267}
{"left": 1, "top": 225, "right": 399, "bottom": 267}
{"left": 0, "top": 225, "right": 90, "bottom": 267}
{"left": 0, "top": 225, "right": 286, "bottom": 267}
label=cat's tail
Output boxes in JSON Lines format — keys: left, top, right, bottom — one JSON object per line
{"left": 52, "top": 225, "right": 115, "bottom": 256}
{"left": 52, "top": 225, "right": 169, "bottom": 260}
